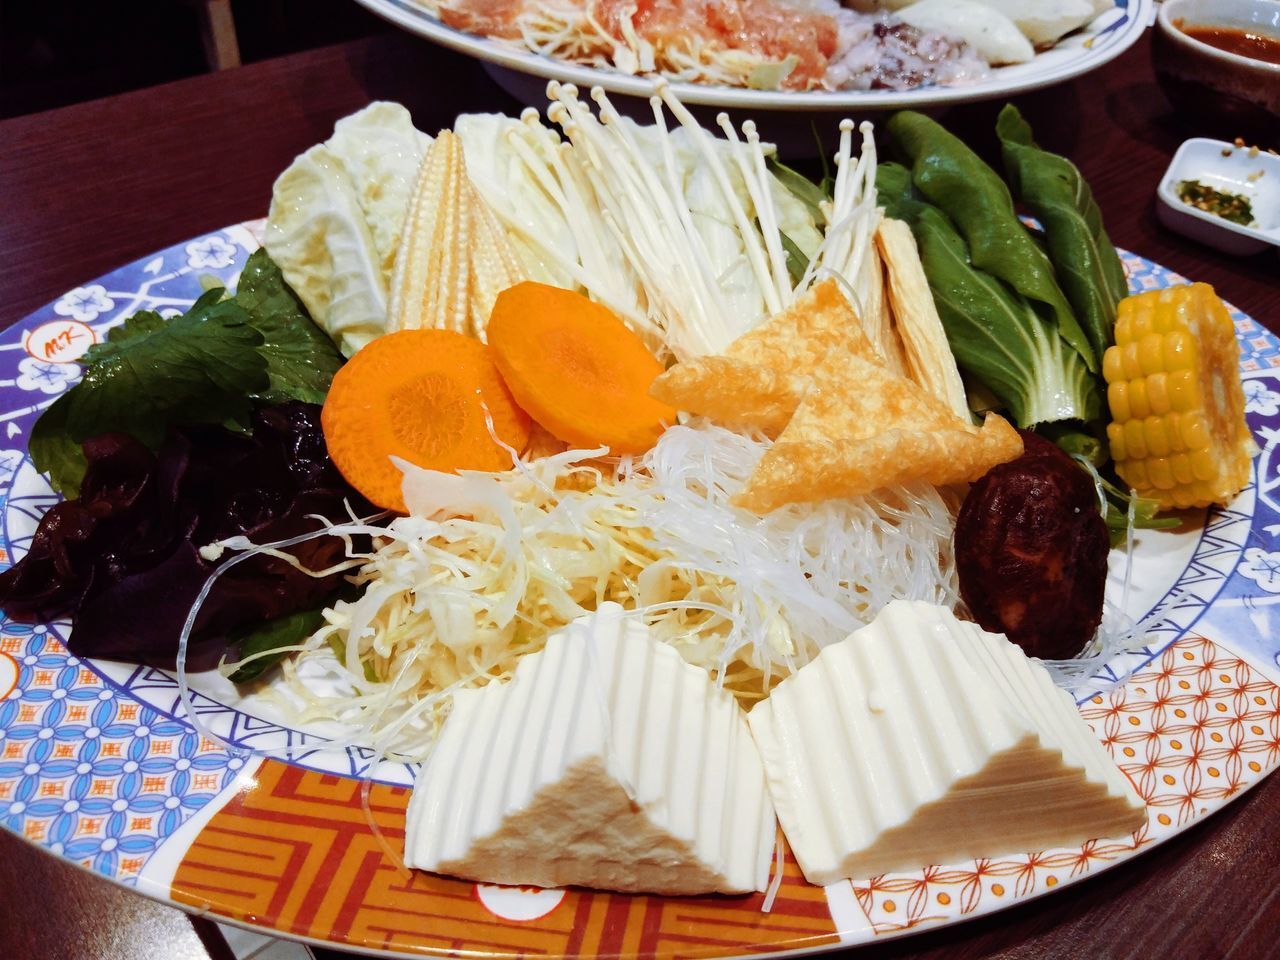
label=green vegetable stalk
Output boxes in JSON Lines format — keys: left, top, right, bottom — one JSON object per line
{"left": 227, "top": 605, "right": 327, "bottom": 684}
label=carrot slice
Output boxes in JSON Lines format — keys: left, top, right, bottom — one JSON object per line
{"left": 486, "top": 282, "right": 676, "bottom": 454}
{"left": 321, "top": 329, "right": 531, "bottom": 513}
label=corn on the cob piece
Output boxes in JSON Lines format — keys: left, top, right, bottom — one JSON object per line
{"left": 1103, "top": 283, "right": 1254, "bottom": 510}
{"left": 389, "top": 130, "right": 524, "bottom": 340}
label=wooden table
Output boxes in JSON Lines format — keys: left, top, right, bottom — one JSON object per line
{"left": 1, "top": 27, "right": 1277, "bottom": 960}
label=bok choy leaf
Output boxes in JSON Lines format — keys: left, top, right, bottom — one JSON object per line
{"left": 886, "top": 111, "right": 1098, "bottom": 374}
{"left": 995, "top": 105, "right": 1128, "bottom": 363}
{"left": 878, "top": 163, "right": 1101, "bottom": 427}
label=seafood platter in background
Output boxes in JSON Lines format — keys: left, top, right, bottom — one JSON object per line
{"left": 352, "top": 0, "right": 1153, "bottom": 110}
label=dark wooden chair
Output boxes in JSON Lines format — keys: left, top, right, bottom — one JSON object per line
{"left": 190, "top": 0, "right": 242, "bottom": 69}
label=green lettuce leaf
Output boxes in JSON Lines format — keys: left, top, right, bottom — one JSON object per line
{"left": 878, "top": 162, "right": 1101, "bottom": 427}
{"left": 27, "top": 394, "right": 83, "bottom": 498}
{"left": 32, "top": 292, "right": 268, "bottom": 495}
{"left": 778, "top": 230, "right": 809, "bottom": 286}
{"left": 227, "top": 604, "right": 327, "bottom": 684}
{"left": 886, "top": 111, "right": 1098, "bottom": 373}
{"left": 995, "top": 105, "right": 1129, "bottom": 362}
{"left": 766, "top": 156, "right": 829, "bottom": 223}
{"left": 235, "top": 249, "right": 345, "bottom": 405}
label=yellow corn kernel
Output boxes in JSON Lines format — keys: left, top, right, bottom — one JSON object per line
{"left": 1143, "top": 416, "right": 1173, "bottom": 458}
{"left": 1106, "top": 421, "right": 1128, "bottom": 462}
{"left": 1102, "top": 283, "right": 1255, "bottom": 510}
{"left": 1147, "top": 456, "right": 1175, "bottom": 490}
{"left": 1181, "top": 412, "right": 1210, "bottom": 452}
{"left": 1143, "top": 372, "right": 1168, "bottom": 416}
{"left": 1148, "top": 379, "right": 1169, "bottom": 419}
{"left": 1123, "top": 418, "right": 1148, "bottom": 460}
{"left": 1171, "top": 452, "right": 1195, "bottom": 486}
{"left": 1167, "top": 369, "right": 1200, "bottom": 412}
{"left": 1122, "top": 457, "right": 1149, "bottom": 489}
{"left": 1190, "top": 448, "right": 1217, "bottom": 481}
{"left": 1108, "top": 381, "right": 1132, "bottom": 423}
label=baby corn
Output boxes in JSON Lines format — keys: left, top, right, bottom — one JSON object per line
{"left": 468, "top": 184, "right": 525, "bottom": 340}
{"left": 1103, "top": 283, "right": 1254, "bottom": 510}
{"left": 389, "top": 130, "right": 524, "bottom": 340}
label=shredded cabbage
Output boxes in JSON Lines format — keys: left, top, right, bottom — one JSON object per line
{"left": 263, "top": 422, "right": 960, "bottom": 760}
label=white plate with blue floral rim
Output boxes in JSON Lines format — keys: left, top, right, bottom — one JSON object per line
{"left": 0, "top": 220, "right": 1277, "bottom": 957}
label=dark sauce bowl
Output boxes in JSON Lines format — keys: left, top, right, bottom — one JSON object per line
{"left": 1154, "top": 0, "right": 1280, "bottom": 141}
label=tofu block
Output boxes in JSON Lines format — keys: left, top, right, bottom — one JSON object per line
{"left": 403, "top": 602, "right": 776, "bottom": 895}
{"left": 747, "top": 600, "right": 1146, "bottom": 885}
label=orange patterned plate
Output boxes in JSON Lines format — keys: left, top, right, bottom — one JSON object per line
{"left": 1, "top": 223, "right": 1278, "bottom": 956}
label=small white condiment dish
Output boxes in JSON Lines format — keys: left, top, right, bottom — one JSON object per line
{"left": 1156, "top": 137, "right": 1280, "bottom": 256}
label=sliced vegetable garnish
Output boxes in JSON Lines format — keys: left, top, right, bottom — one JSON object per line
{"left": 487, "top": 282, "right": 675, "bottom": 455}
{"left": 321, "top": 329, "right": 531, "bottom": 513}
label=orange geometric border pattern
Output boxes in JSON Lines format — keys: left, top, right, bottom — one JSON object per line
{"left": 848, "top": 635, "right": 1280, "bottom": 936}
{"left": 170, "top": 765, "right": 839, "bottom": 958}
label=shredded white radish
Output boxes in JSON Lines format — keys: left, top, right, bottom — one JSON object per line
{"left": 252, "top": 422, "right": 958, "bottom": 760}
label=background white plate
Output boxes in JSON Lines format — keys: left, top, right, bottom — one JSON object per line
{"left": 351, "top": 0, "right": 1153, "bottom": 111}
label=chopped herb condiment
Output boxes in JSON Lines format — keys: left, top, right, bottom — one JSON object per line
{"left": 1176, "top": 180, "right": 1256, "bottom": 226}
